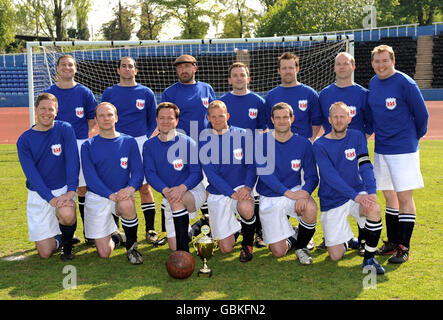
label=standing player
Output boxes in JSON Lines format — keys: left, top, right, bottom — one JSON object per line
{"left": 319, "top": 52, "right": 372, "bottom": 136}
{"left": 161, "top": 54, "right": 216, "bottom": 137}
{"left": 44, "top": 54, "right": 97, "bottom": 244}
{"left": 219, "top": 62, "right": 267, "bottom": 248}
{"left": 200, "top": 100, "right": 257, "bottom": 262}
{"left": 161, "top": 54, "right": 215, "bottom": 224}
{"left": 368, "top": 45, "right": 429, "bottom": 264}
{"left": 313, "top": 102, "right": 384, "bottom": 274}
{"left": 17, "top": 93, "right": 79, "bottom": 261}
{"left": 143, "top": 102, "right": 206, "bottom": 252}
{"left": 317, "top": 52, "right": 372, "bottom": 252}
{"left": 264, "top": 52, "right": 322, "bottom": 142}
{"left": 256, "top": 102, "right": 319, "bottom": 264}
{"left": 81, "top": 102, "right": 144, "bottom": 264}
{"left": 101, "top": 56, "right": 159, "bottom": 244}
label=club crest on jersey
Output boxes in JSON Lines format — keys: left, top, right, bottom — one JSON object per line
{"left": 75, "top": 107, "right": 84, "bottom": 118}
{"left": 298, "top": 100, "right": 308, "bottom": 112}
{"left": 248, "top": 108, "right": 258, "bottom": 119}
{"left": 291, "top": 159, "right": 301, "bottom": 171}
{"left": 136, "top": 99, "right": 145, "bottom": 110}
{"left": 233, "top": 148, "right": 243, "bottom": 161}
{"left": 173, "top": 159, "right": 184, "bottom": 171}
{"left": 349, "top": 106, "right": 357, "bottom": 118}
{"left": 385, "top": 98, "right": 397, "bottom": 110}
{"left": 51, "top": 144, "right": 62, "bottom": 156}
{"left": 202, "top": 98, "right": 209, "bottom": 109}
{"left": 120, "top": 157, "right": 128, "bottom": 169}
{"left": 345, "top": 148, "right": 356, "bottom": 161}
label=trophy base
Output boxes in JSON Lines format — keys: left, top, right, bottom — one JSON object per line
{"left": 197, "top": 268, "right": 213, "bottom": 277}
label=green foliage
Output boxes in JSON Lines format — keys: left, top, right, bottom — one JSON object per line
{"left": 256, "top": 0, "right": 368, "bottom": 37}
{"left": 136, "top": 0, "right": 171, "bottom": 40}
{"left": 375, "top": 0, "right": 443, "bottom": 26}
{"left": 0, "top": 0, "right": 16, "bottom": 50}
{"left": 101, "top": 0, "right": 134, "bottom": 41}
{"left": 0, "top": 140, "right": 442, "bottom": 300}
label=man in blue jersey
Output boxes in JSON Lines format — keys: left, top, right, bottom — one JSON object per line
{"left": 368, "top": 45, "right": 429, "bottom": 264}
{"left": 81, "top": 102, "right": 144, "bottom": 264}
{"left": 102, "top": 56, "right": 159, "bottom": 244}
{"left": 143, "top": 102, "right": 207, "bottom": 252}
{"left": 256, "top": 102, "right": 319, "bottom": 264}
{"left": 17, "top": 93, "right": 79, "bottom": 261}
{"left": 319, "top": 52, "right": 372, "bottom": 137}
{"left": 200, "top": 100, "right": 257, "bottom": 262}
{"left": 264, "top": 52, "right": 322, "bottom": 142}
{"left": 219, "top": 62, "right": 267, "bottom": 249}
{"left": 313, "top": 102, "right": 384, "bottom": 274}
{"left": 161, "top": 54, "right": 215, "bottom": 225}
{"left": 317, "top": 52, "right": 373, "bottom": 253}
{"left": 44, "top": 55, "right": 97, "bottom": 245}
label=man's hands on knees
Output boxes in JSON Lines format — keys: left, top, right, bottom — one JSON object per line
{"left": 49, "top": 191, "right": 76, "bottom": 208}
{"left": 109, "top": 186, "right": 136, "bottom": 202}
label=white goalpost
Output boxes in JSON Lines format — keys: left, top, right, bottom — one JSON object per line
{"left": 26, "top": 35, "right": 354, "bottom": 126}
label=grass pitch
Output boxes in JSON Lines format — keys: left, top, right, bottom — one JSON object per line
{"left": 0, "top": 141, "right": 442, "bottom": 301}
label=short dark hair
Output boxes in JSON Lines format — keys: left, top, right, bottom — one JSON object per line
{"left": 36, "top": 92, "right": 58, "bottom": 109}
{"left": 278, "top": 51, "right": 299, "bottom": 69}
{"left": 228, "top": 62, "right": 249, "bottom": 77}
{"left": 271, "top": 102, "right": 293, "bottom": 118}
{"left": 118, "top": 56, "right": 137, "bottom": 68}
{"left": 57, "top": 54, "right": 77, "bottom": 67}
{"left": 157, "top": 102, "right": 180, "bottom": 119}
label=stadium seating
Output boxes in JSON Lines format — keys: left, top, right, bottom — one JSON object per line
{"left": 354, "top": 36, "right": 417, "bottom": 89}
{"left": 432, "top": 32, "right": 443, "bottom": 88}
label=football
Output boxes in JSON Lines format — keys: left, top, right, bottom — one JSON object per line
{"left": 166, "top": 250, "right": 195, "bottom": 279}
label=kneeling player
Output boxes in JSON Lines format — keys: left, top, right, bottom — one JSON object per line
{"left": 17, "top": 93, "right": 79, "bottom": 260}
{"left": 201, "top": 101, "right": 257, "bottom": 262}
{"left": 81, "top": 102, "right": 144, "bottom": 264}
{"left": 313, "top": 102, "right": 384, "bottom": 274}
{"left": 256, "top": 102, "right": 319, "bottom": 264}
{"left": 143, "top": 102, "right": 207, "bottom": 252}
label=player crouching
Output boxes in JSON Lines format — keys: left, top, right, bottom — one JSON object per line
{"left": 81, "top": 102, "right": 144, "bottom": 264}
{"left": 17, "top": 93, "right": 79, "bottom": 261}
{"left": 313, "top": 102, "right": 384, "bottom": 274}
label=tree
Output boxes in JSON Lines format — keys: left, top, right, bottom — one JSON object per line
{"left": 375, "top": 0, "right": 443, "bottom": 26}
{"left": 256, "top": 0, "right": 369, "bottom": 37}
{"left": 0, "top": 0, "right": 16, "bottom": 51}
{"left": 161, "top": 0, "right": 217, "bottom": 39}
{"left": 101, "top": 0, "right": 134, "bottom": 40}
{"left": 136, "top": 0, "right": 170, "bottom": 40}
{"left": 219, "top": 0, "right": 258, "bottom": 38}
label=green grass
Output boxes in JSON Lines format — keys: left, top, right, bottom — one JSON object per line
{"left": 0, "top": 141, "right": 442, "bottom": 300}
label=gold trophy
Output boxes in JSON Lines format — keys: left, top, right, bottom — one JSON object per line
{"left": 192, "top": 225, "right": 218, "bottom": 277}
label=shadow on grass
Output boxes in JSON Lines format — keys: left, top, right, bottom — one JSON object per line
{"left": 0, "top": 239, "right": 394, "bottom": 300}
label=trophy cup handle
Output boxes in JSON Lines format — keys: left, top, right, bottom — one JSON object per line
{"left": 192, "top": 236, "right": 197, "bottom": 252}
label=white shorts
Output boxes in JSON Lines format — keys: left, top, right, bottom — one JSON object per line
{"left": 206, "top": 186, "right": 252, "bottom": 240}
{"left": 84, "top": 191, "right": 118, "bottom": 239}
{"left": 135, "top": 135, "right": 148, "bottom": 184}
{"left": 258, "top": 186, "right": 301, "bottom": 244}
{"left": 320, "top": 199, "right": 367, "bottom": 247}
{"left": 26, "top": 186, "right": 73, "bottom": 242}
{"left": 77, "top": 139, "right": 87, "bottom": 187}
{"left": 163, "top": 182, "right": 206, "bottom": 238}
{"left": 373, "top": 151, "right": 424, "bottom": 192}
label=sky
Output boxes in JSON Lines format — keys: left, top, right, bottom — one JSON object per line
{"left": 89, "top": 0, "right": 263, "bottom": 40}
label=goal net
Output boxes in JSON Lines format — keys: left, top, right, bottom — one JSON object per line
{"left": 26, "top": 36, "right": 353, "bottom": 125}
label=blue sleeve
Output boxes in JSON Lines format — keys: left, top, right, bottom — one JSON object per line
{"left": 17, "top": 138, "right": 54, "bottom": 203}
{"left": 63, "top": 124, "right": 80, "bottom": 192}
{"left": 301, "top": 142, "right": 319, "bottom": 194}
{"left": 85, "top": 88, "right": 97, "bottom": 120}
{"left": 406, "top": 81, "right": 429, "bottom": 140}
{"left": 257, "top": 172, "right": 288, "bottom": 196}
{"left": 257, "top": 98, "right": 268, "bottom": 130}
{"left": 128, "top": 139, "right": 144, "bottom": 191}
{"left": 146, "top": 90, "right": 158, "bottom": 137}
{"left": 142, "top": 142, "right": 168, "bottom": 193}
{"left": 310, "top": 91, "right": 323, "bottom": 126}
{"left": 202, "top": 163, "right": 236, "bottom": 197}
{"left": 356, "top": 133, "right": 377, "bottom": 194}
{"left": 313, "top": 143, "right": 359, "bottom": 201}
{"left": 181, "top": 140, "right": 203, "bottom": 190}
{"left": 361, "top": 90, "right": 373, "bottom": 136}
{"left": 81, "top": 142, "right": 114, "bottom": 199}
